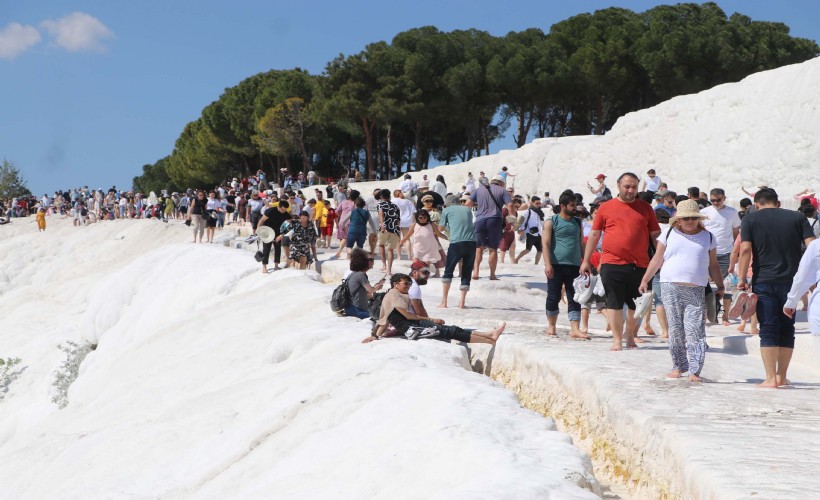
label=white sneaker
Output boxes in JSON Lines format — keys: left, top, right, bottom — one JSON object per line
{"left": 573, "top": 274, "right": 595, "bottom": 305}
{"left": 633, "top": 290, "right": 654, "bottom": 319}
{"left": 593, "top": 276, "right": 605, "bottom": 297}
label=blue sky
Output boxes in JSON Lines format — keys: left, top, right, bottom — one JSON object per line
{"left": 2, "top": 1, "right": 818, "bottom": 195}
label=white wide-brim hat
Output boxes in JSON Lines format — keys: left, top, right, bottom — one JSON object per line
{"left": 669, "top": 199, "right": 709, "bottom": 224}
{"left": 257, "top": 225, "right": 275, "bottom": 244}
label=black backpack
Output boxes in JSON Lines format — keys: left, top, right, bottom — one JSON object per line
{"left": 601, "top": 186, "right": 613, "bottom": 201}
{"left": 368, "top": 291, "right": 387, "bottom": 321}
{"left": 330, "top": 279, "right": 352, "bottom": 315}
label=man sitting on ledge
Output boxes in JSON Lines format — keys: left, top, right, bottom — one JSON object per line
{"left": 363, "top": 273, "right": 505, "bottom": 344}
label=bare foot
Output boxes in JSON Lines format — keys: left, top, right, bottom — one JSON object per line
{"left": 545, "top": 325, "right": 557, "bottom": 336}
{"left": 776, "top": 376, "right": 792, "bottom": 387}
{"left": 750, "top": 329, "right": 759, "bottom": 335}
{"left": 757, "top": 380, "right": 779, "bottom": 388}
{"left": 261, "top": 268, "right": 268, "bottom": 274}
{"left": 489, "top": 276, "right": 500, "bottom": 280}
{"left": 579, "top": 328, "right": 588, "bottom": 335}
{"left": 722, "top": 320, "right": 731, "bottom": 327}
{"left": 737, "top": 322, "right": 747, "bottom": 332}
{"left": 471, "top": 275, "right": 480, "bottom": 280}
{"left": 361, "top": 336, "right": 376, "bottom": 344}
{"left": 570, "top": 330, "right": 590, "bottom": 340}
{"left": 489, "top": 322, "right": 507, "bottom": 343}
{"left": 625, "top": 343, "right": 638, "bottom": 349}
{"left": 667, "top": 370, "right": 682, "bottom": 379}
{"left": 688, "top": 374, "right": 701, "bottom": 382}
{"left": 644, "top": 328, "right": 656, "bottom": 336}
{"left": 634, "top": 336, "right": 646, "bottom": 344}
{"left": 609, "top": 344, "right": 622, "bottom": 351}
{"left": 437, "top": 303, "right": 448, "bottom": 309}
{"left": 658, "top": 334, "right": 669, "bottom": 339}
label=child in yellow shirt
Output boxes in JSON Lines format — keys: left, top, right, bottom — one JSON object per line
{"left": 36, "top": 208, "right": 46, "bottom": 231}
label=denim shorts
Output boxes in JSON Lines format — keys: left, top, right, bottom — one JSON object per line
{"left": 753, "top": 281, "right": 796, "bottom": 348}
{"left": 474, "top": 218, "right": 503, "bottom": 249}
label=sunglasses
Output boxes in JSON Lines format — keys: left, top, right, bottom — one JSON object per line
{"left": 423, "top": 200, "right": 433, "bottom": 204}
{"left": 680, "top": 217, "right": 700, "bottom": 221}
{"left": 710, "top": 198, "right": 723, "bottom": 203}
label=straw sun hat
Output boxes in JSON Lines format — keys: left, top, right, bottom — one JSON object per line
{"left": 669, "top": 199, "right": 709, "bottom": 224}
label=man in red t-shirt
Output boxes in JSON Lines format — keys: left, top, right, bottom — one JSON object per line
{"left": 580, "top": 172, "right": 661, "bottom": 350}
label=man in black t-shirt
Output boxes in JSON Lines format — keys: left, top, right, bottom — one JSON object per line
{"left": 738, "top": 188, "right": 815, "bottom": 388}
{"left": 257, "top": 201, "right": 291, "bottom": 273}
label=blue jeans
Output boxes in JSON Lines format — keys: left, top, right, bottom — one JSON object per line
{"left": 753, "top": 281, "right": 796, "bottom": 348}
{"left": 442, "top": 241, "right": 476, "bottom": 290}
{"left": 344, "top": 305, "right": 370, "bottom": 319}
{"left": 546, "top": 264, "right": 581, "bottom": 322}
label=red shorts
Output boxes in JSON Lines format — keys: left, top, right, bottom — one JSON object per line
{"left": 322, "top": 224, "right": 333, "bottom": 236}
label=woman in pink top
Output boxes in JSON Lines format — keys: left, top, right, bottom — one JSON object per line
{"left": 399, "top": 210, "right": 448, "bottom": 277}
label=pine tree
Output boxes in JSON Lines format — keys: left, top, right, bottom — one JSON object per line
{"left": 0, "top": 160, "right": 32, "bottom": 199}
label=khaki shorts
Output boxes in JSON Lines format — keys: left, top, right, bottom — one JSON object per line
{"left": 377, "top": 231, "right": 400, "bottom": 249}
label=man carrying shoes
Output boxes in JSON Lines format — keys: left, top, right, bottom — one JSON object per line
{"left": 737, "top": 188, "right": 814, "bottom": 388}
{"left": 580, "top": 172, "right": 661, "bottom": 351}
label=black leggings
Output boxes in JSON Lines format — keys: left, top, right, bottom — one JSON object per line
{"left": 388, "top": 310, "right": 471, "bottom": 342}
{"left": 262, "top": 240, "right": 281, "bottom": 265}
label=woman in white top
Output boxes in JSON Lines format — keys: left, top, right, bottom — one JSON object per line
{"left": 641, "top": 168, "right": 662, "bottom": 194}
{"left": 431, "top": 175, "right": 448, "bottom": 199}
{"left": 783, "top": 239, "right": 820, "bottom": 335}
{"left": 640, "top": 200, "right": 724, "bottom": 382}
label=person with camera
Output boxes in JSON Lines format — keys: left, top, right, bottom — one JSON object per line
{"left": 514, "top": 196, "right": 544, "bottom": 264}
{"left": 542, "top": 191, "right": 588, "bottom": 339}
{"left": 343, "top": 248, "right": 385, "bottom": 319}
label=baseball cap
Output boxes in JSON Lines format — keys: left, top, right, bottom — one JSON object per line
{"left": 596, "top": 174, "right": 606, "bottom": 180}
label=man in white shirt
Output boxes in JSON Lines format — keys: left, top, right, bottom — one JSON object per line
{"left": 392, "top": 190, "right": 417, "bottom": 260}
{"left": 408, "top": 260, "right": 431, "bottom": 316}
{"left": 701, "top": 187, "right": 741, "bottom": 326}
{"left": 399, "top": 174, "right": 418, "bottom": 197}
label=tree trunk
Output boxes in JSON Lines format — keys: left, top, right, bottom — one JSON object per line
{"left": 517, "top": 108, "right": 534, "bottom": 147}
{"left": 386, "top": 123, "right": 393, "bottom": 173}
{"left": 594, "top": 96, "right": 604, "bottom": 135}
{"left": 300, "top": 142, "right": 310, "bottom": 171}
{"left": 414, "top": 122, "right": 423, "bottom": 172}
{"left": 362, "top": 117, "right": 375, "bottom": 179}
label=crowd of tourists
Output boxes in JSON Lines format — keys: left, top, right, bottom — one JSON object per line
{"left": 325, "top": 169, "right": 818, "bottom": 388}
{"left": 6, "top": 166, "right": 818, "bottom": 388}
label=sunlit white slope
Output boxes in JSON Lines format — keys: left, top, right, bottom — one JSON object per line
{"left": 0, "top": 219, "right": 599, "bottom": 498}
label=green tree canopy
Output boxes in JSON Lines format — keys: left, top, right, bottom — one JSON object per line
{"left": 134, "top": 3, "right": 818, "bottom": 191}
{"left": 0, "top": 160, "right": 32, "bottom": 199}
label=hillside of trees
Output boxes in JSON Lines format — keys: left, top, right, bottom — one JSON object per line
{"left": 133, "top": 3, "right": 818, "bottom": 194}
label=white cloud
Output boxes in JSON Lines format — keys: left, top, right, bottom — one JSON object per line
{"left": 41, "top": 12, "right": 114, "bottom": 53}
{"left": 0, "top": 22, "right": 42, "bottom": 60}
